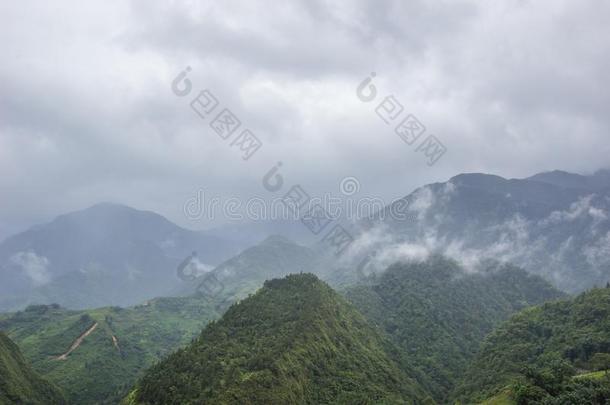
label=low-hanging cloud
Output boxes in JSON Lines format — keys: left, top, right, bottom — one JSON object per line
{"left": 9, "top": 251, "right": 52, "bottom": 286}
{"left": 339, "top": 185, "right": 609, "bottom": 291}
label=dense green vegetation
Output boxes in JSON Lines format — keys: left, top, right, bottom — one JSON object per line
{"left": 0, "top": 331, "right": 66, "bottom": 404}
{"left": 128, "top": 273, "right": 433, "bottom": 404}
{"left": 4, "top": 254, "right": 609, "bottom": 405}
{"left": 344, "top": 257, "right": 565, "bottom": 402}
{"left": 0, "top": 236, "right": 317, "bottom": 404}
{"left": 0, "top": 296, "right": 222, "bottom": 404}
{"left": 453, "top": 287, "right": 610, "bottom": 404}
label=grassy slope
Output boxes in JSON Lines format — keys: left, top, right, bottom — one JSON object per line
{"left": 0, "top": 331, "right": 66, "bottom": 404}
{"left": 0, "top": 237, "right": 317, "bottom": 404}
{"left": 0, "top": 296, "right": 221, "bottom": 404}
{"left": 128, "top": 274, "right": 433, "bottom": 404}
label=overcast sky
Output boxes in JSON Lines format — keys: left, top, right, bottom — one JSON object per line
{"left": 1, "top": 0, "right": 609, "bottom": 239}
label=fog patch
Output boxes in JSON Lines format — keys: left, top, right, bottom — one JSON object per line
{"left": 584, "top": 232, "right": 610, "bottom": 269}
{"left": 10, "top": 251, "right": 51, "bottom": 286}
{"left": 542, "top": 195, "right": 607, "bottom": 226}
{"left": 183, "top": 256, "right": 214, "bottom": 279}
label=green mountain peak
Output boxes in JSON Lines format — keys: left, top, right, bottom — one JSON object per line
{"left": 129, "top": 273, "right": 432, "bottom": 404}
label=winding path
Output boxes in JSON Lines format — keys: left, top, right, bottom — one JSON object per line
{"left": 55, "top": 322, "right": 98, "bottom": 360}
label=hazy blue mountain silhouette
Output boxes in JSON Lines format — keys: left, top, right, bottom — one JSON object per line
{"left": 0, "top": 203, "right": 241, "bottom": 311}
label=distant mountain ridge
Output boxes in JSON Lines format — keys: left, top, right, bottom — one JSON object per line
{"left": 353, "top": 169, "right": 610, "bottom": 292}
{"left": 1, "top": 168, "right": 608, "bottom": 312}
{"left": 527, "top": 169, "right": 610, "bottom": 191}
{"left": 0, "top": 203, "right": 243, "bottom": 311}
{"left": 178, "top": 234, "right": 319, "bottom": 301}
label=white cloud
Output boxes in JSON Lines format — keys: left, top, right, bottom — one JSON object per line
{"left": 584, "top": 232, "right": 610, "bottom": 269}
{"left": 9, "top": 251, "right": 51, "bottom": 286}
{"left": 540, "top": 195, "right": 608, "bottom": 232}
{"left": 409, "top": 186, "right": 436, "bottom": 221}
{"left": 0, "top": 0, "right": 609, "bottom": 239}
{"left": 183, "top": 256, "right": 214, "bottom": 279}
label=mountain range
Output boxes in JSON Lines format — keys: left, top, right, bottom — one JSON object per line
{"left": 1, "top": 168, "right": 609, "bottom": 404}
{"left": 349, "top": 169, "right": 610, "bottom": 293}
{"left": 1, "top": 168, "right": 609, "bottom": 313}
{"left": 1, "top": 252, "right": 567, "bottom": 404}
{"left": 0, "top": 203, "right": 245, "bottom": 311}
{"left": 123, "top": 271, "right": 610, "bottom": 404}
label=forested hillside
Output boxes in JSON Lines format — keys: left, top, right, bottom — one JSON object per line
{"left": 344, "top": 257, "right": 565, "bottom": 401}
{"left": 0, "top": 296, "right": 221, "bottom": 404}
{"left": 0, "top": 331, "right": 66, "bottom": 404}
{"left": 1, "top": 256, "right": 569, "bottom": 404}
{"left": 453, "top": 287, "right": 610, "bottom": 404}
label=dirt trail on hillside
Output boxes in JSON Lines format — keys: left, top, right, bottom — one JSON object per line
{"left": 55, "top": 322, "right": 98, "bottom": 360}
{"left": 111, "top": 335, "right": 120, "bottom": 352}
